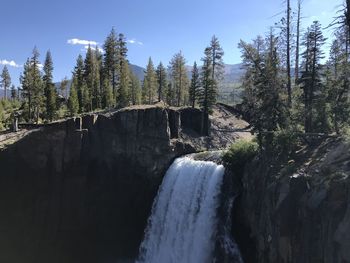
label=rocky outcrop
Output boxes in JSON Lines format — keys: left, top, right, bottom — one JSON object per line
{"left": 0, "top": 105, "right": 245, "bottom": 263}
{"left": 234, "top": 139, "right": 350, "bottom": 263}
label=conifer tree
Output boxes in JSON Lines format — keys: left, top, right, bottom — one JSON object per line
{"left": 209, "top": 36, "right": 224, "bottom": 86}
{"left": 21, "top": 47, "right": 43, "bottom": 123}
{"left": 68, "top": 77, "right": 79, "bottom": 116}
{"left": 130, "top": 72, "right": 141, "bottom": 105}
{"left": 31, "top": 47, "right": 44, "bottom": 123}
{"left": 169, "top": 52, "right": 189, "bottom": 106}
{"left": 239, "top": 30, "right": 286, "bottom": 146}
{"left": 189, "top": 61, "right": 200, "bottom": 108}
{"left": 199, "top": 47, "right": 215, "bottom": 113}
{"left": 299, "top": 21, "right": 326, "bottom": 132}
{"left": 102, "top": 78, "right": 113, "bottom": 109}
{"left": 142, "top": 57, "right": 157, "bottom": 104}
{"left": 103, "top": 28, "right": 119, "bottom": 100}
{"left": 1, "top": 65, "right": 11, "bottom": 99}
{"left": 84, "top": 45, "right": 94, "bottom": 111}
{"left": 156, "top": 62, "right": 167, "bottom": 102}
{"left": 72, "top": 54, "right": 85, "bottom": 112}
{"left": 10, "top": 85, "right": 17, "bottom": 100}
{"left": 43, "top": 50, "right": 57, "bottom": 121}
{"left": 116, "top": 33, "right": 130, "bottom": 107}
{"left": 20, "top": 59, "right": 32, "bottom": 120}
{"left": 60, "top": 77, "right": 69, "bottom": 99}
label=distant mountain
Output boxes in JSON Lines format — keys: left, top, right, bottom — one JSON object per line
{"left": 130, "top": 64, "right": 145, "bottom": 80}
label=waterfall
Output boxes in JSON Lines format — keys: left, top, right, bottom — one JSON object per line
{"left": 137, "top": 156, "right": 239, "bottom": 263}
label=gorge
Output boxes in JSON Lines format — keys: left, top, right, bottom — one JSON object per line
{"left": 0, "top": 104, "right": 350, "bottom": 263}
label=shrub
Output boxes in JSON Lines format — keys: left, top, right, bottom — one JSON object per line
{"left": 223, "top": 140, "right": 258, "bottom": 177}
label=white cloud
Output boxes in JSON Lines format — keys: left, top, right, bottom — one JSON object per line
{"left": 67, "top": 38, "right": 98, "bottom": 46}
{"left": 0, "top": 59, "right": 21, "bottom": 68}
{"left": 127, "top": 39, "right": 143, "bottom": 45}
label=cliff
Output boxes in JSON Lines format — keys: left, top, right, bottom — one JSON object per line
{"left": 0, "top": 104, "right": 247, "bottom": 263}
{"left": 234, "top": 138, "right": 350, "bottom": 263}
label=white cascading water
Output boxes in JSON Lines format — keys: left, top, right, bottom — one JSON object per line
{"left": 137, "top": 156, "right": 225, "bottom": 263}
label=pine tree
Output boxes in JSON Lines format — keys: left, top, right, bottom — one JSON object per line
{"left": 209, "top": 35, "right": 224, "bottom": 86}
{"left": 239, "top": 30, "right": 286, "bottom": 147}
{"left": 72, "top": 54, "right": 85, "bottom": 112}
{"left": 21, "top": 47, "right": 43, "bottom": 123}
{"left": 295, "top": 0, "right": 302, "bottom": 82}
{"left": 156, "top": 62, "right": 167, "bottom": 102}
{"left": 68, "top": 77, "right": 79, "bottom": 116}
{"left": 169, "top": 52, "right": 189, "bottom": 106}
{"left": 103, "top": 28, "right": 119, "bottom": 101}
{"left": 102, "top": 78, "right": 113, "bottom": 109}
{"left": 31, "top": 47, "right": 44, "bottom": 123}
{"left": 116, "top": 34, "right": 130, "bottom": 107}
{"left": 84, "top": 45, "right": 94, "bottom": 111}
{"left": 1, "top": 65, "right": 11, "bottom": 99}
{"left": 43, "top": 50, "right": 57, "bottom": 121}
{"left": 189, "top": 61, "right": 200, "bottom": 108}
{"left": 20, "top": 59, "right": 32, "bottom": 120}
{"left": 60, "top": 77, "right": 69, "bottom": 99}
{"left": 142, "top": 57, "right": 157, "bottom": 104}
{"left": 10, "top": 85, "right": 17, "bottom": 100}
{"left": 199, "top": 47, "right": 215, "bottom": 113}
{"left": 325, "top": 28, "right": 350, "bottom": 134}
{"left": 299, "top": 21, "right": 326, "bottom": 132}
{"left": 130, "top": 72, "right": 141, "bottom": 105}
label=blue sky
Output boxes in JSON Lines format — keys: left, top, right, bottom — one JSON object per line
{"left": 0, "top": 0, "right": 344, "bottom": 86}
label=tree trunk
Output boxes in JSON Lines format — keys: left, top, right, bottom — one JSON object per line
{"left": 295, "top": 0, "right": 301, "bottom": 82}
{"left": 286, "top": 0, "right": 292, "bottom": 106}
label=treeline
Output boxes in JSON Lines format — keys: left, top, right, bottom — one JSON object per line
{"left": 0, "top": 28, "right": 225, "bottom": 128}
{"left": 239, "top": 0, "right": 350, "bottom": 149}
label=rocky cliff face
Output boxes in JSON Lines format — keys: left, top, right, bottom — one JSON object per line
{"left": 234, "top": 139, "right": 350, "bottom": 263}
{"left": 0, "top": 106, "right": 217, "bottom": 263}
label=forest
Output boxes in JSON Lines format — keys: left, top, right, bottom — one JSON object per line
{"left": 0, "top": 0, "right": 349, "bottom": 149}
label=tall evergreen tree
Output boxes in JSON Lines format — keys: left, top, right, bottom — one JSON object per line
{"left": 199, "top": 47, "right": 215, "bottom": 114}
{"left": 299, "top": 21, "right": 326, "bottom": 132}
{"left": 60, "top": 77, "right": 69, "bottom": 99}
{"left": 189, "top": 61, "right": 200, "bottom": 108}
{"left": 116, "top": 33, "right": 130, "bottom": 107}
{"left": 130, "top": 72, "right": 141, "bottom": 105}
{"left": 72, "top": 54, "right": 85, "bottom": 112}
{"left": 1, "top": 65, "right": 11, "bottom": 99}
{"left": 239, "top": 30, "right": 286, "bottom": 147}
{"left": 10, "top": 85, "right": 17, "bottom": 100}
{"left": 209, "top": 36, "right": 225, "bottom": 86}
{"left": 68, "top": 77, "right": 79, "bottom": 116}
{"left": 142, "top": 57, "right": 157, "bottom": 104}
{"left": 169, "top": 52, "right": 189, "bottom": 106}
{"left": 156, "top": 62, "right": 167, "bottom": 102}
{"left": 295, "top": 0, "right": 302, "bottom": 82}
{"left": 43, "top": 50, "right": 57, "bottom": 121}
{"left": 103, "top": 28, "right": 119, "bottom": 100}
{"left": 101, "top": 78, "right": 113, "bottom": 109}
{"left": 21, "top": 47, "right": 43, "bottom": 123}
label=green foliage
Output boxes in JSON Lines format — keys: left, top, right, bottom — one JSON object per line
{"left": 189, "top": 61, "right": 200, "bottom": 108}
{"left": 198, "top": 36, "right": 224, "bottom": 113}
{"left": 43, "top": 50, "right": 57, "bottom": 122}
{"left": 130, "top": 72, "right": 141, "bottom": 105}
{"left": 239, "top": 31, "right": 287, "bottom": 147}
{"left": 1, "top": 65, "right": 11, "bottom": 99}
{"left": 270, "top": 129, "right": 301, "bottom": 159}
{"left": 68, "top": 78, "right": 79, "bottom": 116}
{"left": 169, "top": 52, "right": 189, "bottom": 106}
{"left": 142, "top": 57, "right": 157, "bottom": 104}
{"left": 223, "top": 140, "right": 258, "bottom": 177}
{"left": 156, "top": 62, "right": 167, "bottom": 102}
{"left": 0, "top": 101, "right": 5, "bottom": 130}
